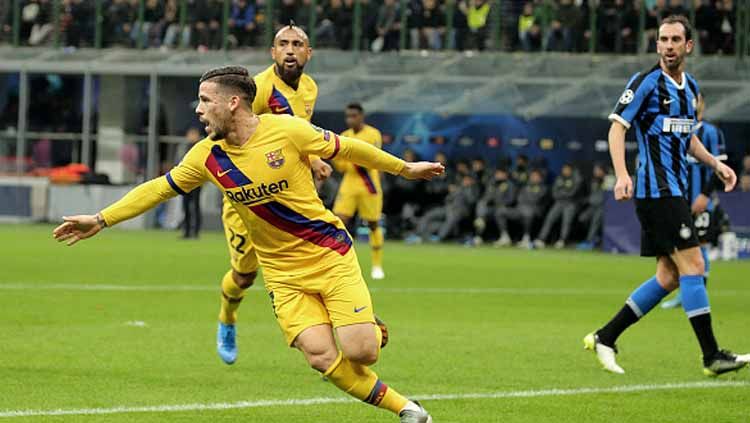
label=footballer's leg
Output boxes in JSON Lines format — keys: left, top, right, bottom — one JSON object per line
{"left": 360, "top": 192, "right": 385, "bottom": 280}
{"left": 585, "top": 256, "right": 678, "bottom": 373}
{"left": 217, "top": 200, "right": 259, "bottom": 365}
{"left": 670, "top": 246, "right": 748, "bottom": 375}
{"left": 271, "top": 278, "right": 427, "bottom": 421}
{"left": 293, "top": 324, "right": 430, "bottom": 422}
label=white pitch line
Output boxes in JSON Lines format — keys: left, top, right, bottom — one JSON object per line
{"left": 0, "top": 381, "right": 747, "bottom": 418}
{"left": 0, "top": 282, "right": 749, "bottom": 297}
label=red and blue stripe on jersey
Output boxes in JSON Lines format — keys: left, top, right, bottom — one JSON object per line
{"left": 249, "top": 201, "right": 352, "bottom": 255}
{"left": 205, "top": 144, "right": 253, "bottom": 188}
{"left": 355, "top": 165, "right": 377, "bottom": 194}
{"left": 268, "top": 86, "right": 294, "bottom": 115}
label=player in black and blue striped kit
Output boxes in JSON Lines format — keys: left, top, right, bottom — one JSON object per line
{"left": 661, "top": 94, "right": 728, "bottom": 309}
{"left": 583, "top": 15, "right": 748, "bottom": 376}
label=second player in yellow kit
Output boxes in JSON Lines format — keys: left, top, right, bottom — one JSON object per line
{"left": 216, "top": 25, "right": 333, "bottom": 366}
{"left": 333, "top": 103, "right": 387, "bottom": 280}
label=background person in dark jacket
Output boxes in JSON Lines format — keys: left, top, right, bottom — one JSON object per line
{"left": 496, "top": 168, "right": 548, "bottom": 249}
{"left": 473, "top": 167, "right": 517, "bottom": 246}
{"left": 577, "top": 163, "right": 608, "bottom": 250}
{"left": 534, "top": 162, "right": 582, "bottom": 248}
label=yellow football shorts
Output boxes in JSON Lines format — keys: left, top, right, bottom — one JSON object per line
{"left": 265, "top": 253, "right": 376, "bottom": 346}
{"left": 333, "top": 190, "right": 383, "bottom": 222}
{"left": 222, "top": 199, "right": 259, "bottom": 274}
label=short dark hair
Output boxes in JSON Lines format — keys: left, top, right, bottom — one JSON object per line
{"left": 659, "top": 15, "right": 693, "bottom": 41}
{"left": 199, "top": 66, "right": 257, "bottom": 105}
{"left": 346, "top": 102, "right": 364, "bottom": 113}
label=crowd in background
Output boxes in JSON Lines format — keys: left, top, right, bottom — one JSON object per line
{"left": 322, "top": 152, "right": 615, "bottom": 248}
{"left": 0, "top": 0, "right": 743, "bottom": 54}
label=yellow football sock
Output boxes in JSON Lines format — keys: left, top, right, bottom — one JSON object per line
{"left": 370, "top": 227, "right": 384, "bottom": 267}
{"left": 218, "top": 270, "right": 245, "bottom": 324}
{"left": 324, "top": 352, "right": 408, "bottom": 415}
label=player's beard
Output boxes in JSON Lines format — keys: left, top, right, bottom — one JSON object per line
{"left": 275, "top": 60, "right": 305, "bottom": 87}
{"left": 208, "top": 120, "right": 228, "bottom": 141}
{"left": 661, "top": 51, "right": 684, "bottom": 71}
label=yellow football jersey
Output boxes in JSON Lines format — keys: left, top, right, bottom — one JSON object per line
{"left": 336, "top": 124, "right": 383, "bottom": 195}
{"left": 100, "top": 114, "right": 405, "bottom": 284}
{"left": 252, "top": 65, "right": 317, "bottom": 121}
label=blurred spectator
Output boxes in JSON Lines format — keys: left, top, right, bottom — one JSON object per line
{"left": 424, "top": 152, "right": 451, "bottom": 207}
{"left": 62, "top": 0, "right": 94, "bottom": 48}
{"left": 277, "top": 0, "right": 296, "bottom": 29}
{"left": 131, "top": 0, "right": 165, "bottom": 48}
{"left": 740, "top": 173, "right": 750, "bottom": 193}
{"left": 473, "top": 167, "right": 518, "bottom": 246}
{"left": 577, "top": 163, "right": 608, "bottom": 249}
{"left": 192, "top": 0, "right": 223, "bottom": 50}
{"left": 27, "top": 0, "right": 54, "bottom": 46}
{"left": 471, "top": 157, "right": 488, "bottom": 192}
{"left": 742, "top": 154, "right": 750, "bottom": 174}
{"left": 181, "top": 128, "right": 202, "bottom": 239}
{"left": 383, "top": 149, "right": 424, "bottom": 237}
{"left": 451, "top": 0, "right": 470, "bottom": 50}
{"left": 467, "top": 0, "right": 491, "bottom": 50}
{"left": 696, "top": 0, "right": 719, "bottom": 54}
{"left": 162, "top": 0, "right": 191, "bottom": 49}
{"left": 317, "top": 0, "right": 353, "bottom": 49}
{"left": 228, "top": 0, "right": 257, "bottom": 47}
{"left": 375, "top": 0, "right": 402, "bottom": 52}
{"left": 716, "top": 0, "right": 736, "bottom": 54}
{"left": 409, "top": 173, "right": 480, "bottom": 243}
{"left": 513, "top": 154, "right": 530, "bottom": 185}
{"left": 663, "top": 0, "right": 688, "bottom": 18}
{"left": 546, "top": 0, "right": 581, "bottom": 52}
{"left": 496, "top": 168, "right": 548, "bottom": 248}
{"left": 1, "top": 1, "right": 11, "bottom": 43}
{"left": 597, "top": 0, "right": 638, "bottom": 53}
{"left": 104, "top": 0, "right": 136, "bottom": 47}
{"left": 518, "top": 2, "right": 542, "bottom": 51}
{"left": 534, "top": 163, "right": 582, "bottom": 248}
{"left": 415, "top": 0, "right": 445, "bottom": 50}
{"left": 406, "top": 0, "right": 423, "bottom": 50}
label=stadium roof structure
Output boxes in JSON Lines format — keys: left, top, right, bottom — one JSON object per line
{"left": 2, "top": 47, "right": 749, "bottom": 122}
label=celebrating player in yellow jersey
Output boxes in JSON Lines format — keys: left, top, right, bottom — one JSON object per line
{"left": 333, "top": 103, "right": 387, "bottom": 280}
{"left": 216, "top": 24, "right": 335, "bottom": 366}
{"left": 53, "top": 66, "right": 442, "bottom": 422}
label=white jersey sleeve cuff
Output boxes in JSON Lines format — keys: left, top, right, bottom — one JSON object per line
{"left": 608, "top": 114, "right": 631, "bottom": 130}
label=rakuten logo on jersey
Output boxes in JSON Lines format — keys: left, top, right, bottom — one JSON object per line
{"left": 225, "top": 180, "right": 289, "bottom": 205}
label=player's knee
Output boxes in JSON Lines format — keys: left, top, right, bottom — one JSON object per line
{"left": 688, "top": 253, "right": 706, "bottom": 276}
{"left": 342, "top": 338, "right": 379, "bottom": 366}
{"left": 306, "top": 348, "right": 340, "bottom": 373}
{"left": 232, "top": 270, "right": 257, "bottom": 289}
{"left": 366, "top": 221, "right": 378, "bottom": 231}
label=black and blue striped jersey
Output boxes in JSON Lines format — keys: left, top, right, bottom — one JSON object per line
{"left": 687, "top": 121, "right": 726, "bottom": 211}
{"left": 609, "top": 64, "right": 700, "bottom": 199}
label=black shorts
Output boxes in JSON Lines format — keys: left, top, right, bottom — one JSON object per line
{"left": 694, "top": 205, "right": 723, "bottom": 245}
{"left": 634, "top": 197, "right": 700, "bottom": 257}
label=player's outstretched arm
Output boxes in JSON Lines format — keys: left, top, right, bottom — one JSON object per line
{"left": 52, "top": 176, "right": 185, "bottom": 246}
{"left": 689, "top": 134, "right": 736, "bottom": 192}
{"left": 608, "top": 121, "right": 633, "bottom": 201}
{"left": 338, "top": 135, "right": 444, "bottom": 180}
{"left": 53, "top": 214, "right": 105, "bottom": 246}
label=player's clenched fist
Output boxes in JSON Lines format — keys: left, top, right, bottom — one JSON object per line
{"left": 53, "top": 214, "right": 105, "bottom": 246}
{"left": 614, "top": 175, "right": 633, "bottom": 201}
{"left": 399, "top": 161, "right": 445, "bottom": 180}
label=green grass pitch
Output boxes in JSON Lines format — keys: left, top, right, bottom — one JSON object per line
{"left": 0, "top": 224, "right": 748, "bottom": 422}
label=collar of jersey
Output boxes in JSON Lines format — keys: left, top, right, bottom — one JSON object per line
{"left": 661, "top": 71, "right": 686, "bottom": 90}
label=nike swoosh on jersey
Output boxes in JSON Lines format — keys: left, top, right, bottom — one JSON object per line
{"left": 663, "top": 99, "right": 674, "bottom": 105}
{"left": 354, "top": 306, "right": 368, "bottom": 313}
{"left": 217, "top": 169, "right": 232, "bottom": 177}
{"left": 272, "top": 106, "right": 289, "bottom": 112}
